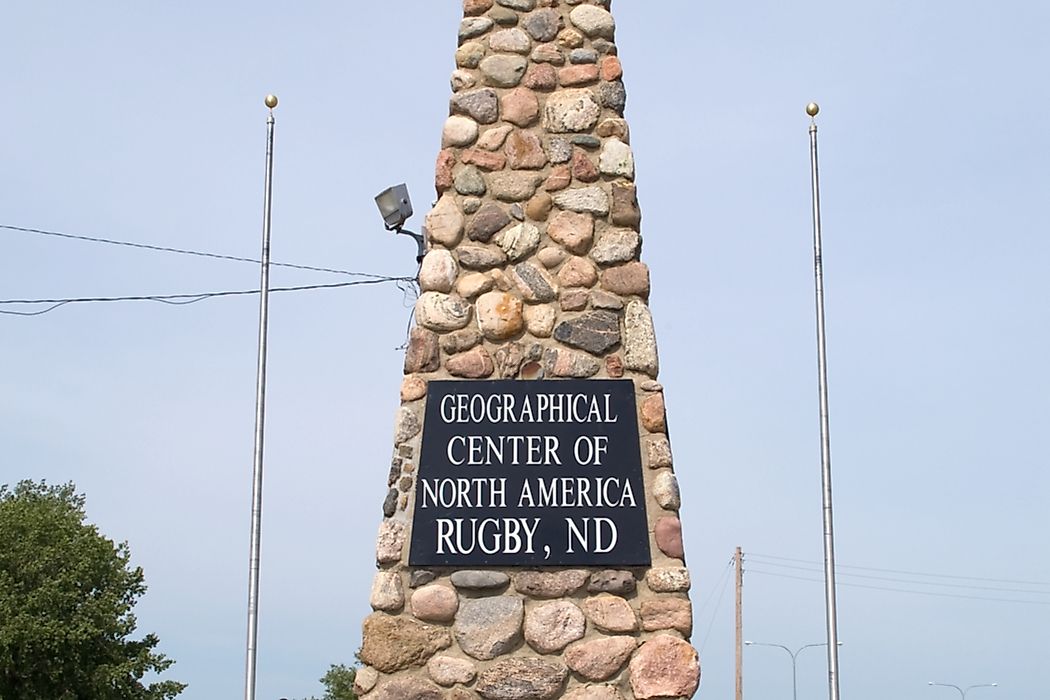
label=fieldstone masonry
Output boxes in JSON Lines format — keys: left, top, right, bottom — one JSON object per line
{"left": 361, "top": 1, "right": 700, "bottom": 697}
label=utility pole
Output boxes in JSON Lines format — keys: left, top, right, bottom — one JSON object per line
{"left": 735, "top": 547, "right": 744, "bottom": 700}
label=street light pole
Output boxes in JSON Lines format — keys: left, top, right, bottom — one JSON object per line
{"left": 745, "top": 641, "right": 832, "bottom": 700}
{"left": 928, "top": 682, "right": 999, "bottom": 699}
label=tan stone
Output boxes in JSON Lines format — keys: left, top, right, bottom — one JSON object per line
{"left": 404, "top": 328, "right": 439, "bottom": 374}
{"left": 370, "top": 571, "right": 404, "bottom": 612}
{"left": 463, "top": 0, "right": 494, "bottom": 16}
{"left": 646, "top": 435, "right": 673, "bottom": 468}
{"left": 419, "top": 249, "right": 458, "bottom": 293}
{"left": 629, "top": 635, "right": 701, "bottom": 699}
{"left": 501, "top": 88, "right": 540, "bottom": 127}
{"left": 416, "top": 292, "right": 473, "bottom": 332}
{"left": 425, "top": 195, "right": 465, "bottom": 247}
{"left": 640, "top": 393, "right": 666, "bottom": 433}
{"left": 564, "top": 687, "right": 623, "bottom": 700}
{"left": 537, "top": 246, "right": 567, "bottom": 269}
{"left": 478, "top": 124, "right": 514, "bottom": 151}
{"left": 457, "top": 271, "right": 495, "bottom": 298}
{"left": 524, "top": 600, "right": 586, "bottom": 653}
{"left": 505, "top": 130, "right": 548, "bottom": 170}
{"left": 526, "top": 192, "right": 553, "bottom": 221}
{"left": 641, "top": 598, "right": 693, "bottom": 636}
{"left": 373, "top": 677, "right": 444, "bottom": 700}
{"left": 581, "top": 594, "right": 638, "bottom": 633}
{"left": 653, "top": 470, "right": 681, "bottom": 510}
{"left": 559, "top": 64, "right": 599, "bottom": 86}
{"left": 524, "top": 304, "right": 557, "bottom": 337}
{"left": 488, "top": 171, "right": 543, "bottom": 202}
{"left": 375, "top": 519, "right": 407, "bottom": 564}
{"left": 560, "top": 288, "right": 589, "bottom": 311}
{"left": 544, "top": 89, "right": 601, "bottom": 133}
{"left": 646, "top": 567, "right": 691, "bottom": 593}
{"left": 476, "top": 291, "right": 525, "bottom": 340}
{"left": 557, "top": 256, "right": 598, "bottom": 288}
{"left": 436, "top": 149, "right": 456, "bottom": 194}
{"left": 400, "top": 375, "right": 427, "bottom": 402}
{"left": 354, "top": 666, "right": 379, "bottom": 696}
{"left": 547, "top": 210, "right": 594, "bottom": 254}
{"left": 564, "top": 635, "right": 637, "bottom": 681}
{"left": 411, "top": 584, "right": 459, "bottom": 623}
{"left": 427, "top": 655, "right": 477, "bottom": 686}
{"left": 443, "top": 115, "right": 479, "bottom": 147}
{"left": 359, "top": 612, "right": 452, "bottom": 673}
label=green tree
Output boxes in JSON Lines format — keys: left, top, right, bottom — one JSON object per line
{"left": 318, "top": 664, "right": 357, "bottom": 700}
{"left": 0, "top": 480, "right": 185, "bottom": 699}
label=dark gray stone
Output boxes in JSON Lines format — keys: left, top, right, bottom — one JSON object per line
{"left": 569, "top": 48, "right": 599, "bottom": 64}
{"left": 489, "top": 6, "right": 519, "bottom": 25}
{"left": 450, "top": 570, "right": 511, "bottom": 590}
{"left": 458, "top": 245, "right": 508, "bottom": 270}
{"left": 522, "top": 8, "right": 561, "bottom": 42}
{"left": 553, "top": 310, "right": 621, "bottom": 355}
{"left": 587, "top": 569, "right": 637, "bottom": 595}
{"left": 454, "top": 596, "right": 524, "bottom": 660}
{"left": 467, "top": 202, "right": 512, "bottom": 242}
{"left": 409, "top": 570, "right": 437, "bottom": 588}
{"left": 598, "top": 80, "right": 627, "bottom": 113}
{"left": 511, "top": 263, "right": 558, "bottom": 302}
{"left": 451, "top": 88, "right": 500, "bottom": 125}
{"left": 592, "top": 38, "right": 617, "bottom": 55}
{"left": 454, "top": 166, "right": 487, "bottom": 196}
{"left": 383, "top": 488, "right": 398, "bottom": 517}
{"left": 570, "top": 134, "right": 602, "bottom": 149}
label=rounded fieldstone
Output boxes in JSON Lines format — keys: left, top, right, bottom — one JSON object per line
{"left": 404, "top": 327, "right": 439, "bottom": 374}
{"left": 458, "top": 245, "right": 508, "bottom": 270}
{"left": 640, "top": 598, "right": 693, "bottom": 636}
{"left": 411, "top": 584, "right": 459, "bottom": 623}
{"left": 419, "top": 250, "right": 458, "bottom": 293}
{"left": 653, "top": 471, "right": 681, "bottom": 510}
{"left": 548, "top": 136, "right": 573, "bottom": 163}
{"left": 557, "top": 27, "right": 585, "bottom": 49}
{"left": 547, "top": 210, "right": 594, "bottom": 254}
{"left": 557, "top": 256, "right": 598, "bottom": 288}
{"left": 655, "top": 516, "right": 684, "bottom": 559}
{"left": 478, "top": 124, "right": 514, "bottom": 150}
{"left": 629, "top": 635, "right": 701, "bottom": 699}
{"left": 425, "top": 195, "right": 465, "bottom": 247}
{"left": 572, "top": 148, "right": 600, "bottom": 182}
{"left": 489, "top": 171, "right": 543, "bottom": 202}
{"left": 373, "top": 678, "right": 444, "bottom": 700}
{"left": 443, "top": 115, "right": 480, "bottom": 147}
{"left": 496, "top": 0, "right": 535, "bottom": 9}
{"left": 523, "top": 62, "right": 559, "bottom": 91}
{"left": 464, "top": 0, "right": 494, "bottom": 14}
{"left": 598, "top": 80, "right": 627, "bottom": 113}
{"left": 450, "top": 570, "right": 512, "bottom": 590}
{"left": 354, "top": 667, "right": 379, "bottom": 696}
{"left": 467, "top": 202, "right": 513, "bottom": 243}
{"left": 489, "top": 6, "right": 519, "bottom": 25}
{"left": 401, "top": 375, "right": 427, "bottom": 402}
{"left": 456, "top": 41, "right": 486, "bottom": 69}
{"left": 441, "top": 328, "right": 483, "bottom": 355}
{"left": 451, "top": 87, "right": 500, "bottom": 124}
{"left": 581, "top": 594, "right": 638, "bottom": 633}
{"left": 489, "top": 28, "right": 531, "bottom": 54}
{"left": 544, "top": 89, "right": 601, "bottom": 133}
{"left": 409, "top": 569, "right": 437, "bottom": 588}
{"left": 523, "top": 8, "right": 562, "bottom": 42}
{"left": 531, "top": 42, "right": 566, "bottom": 65}
{"left": 524, "top": 600, "right": 586, "bottom": 653}
{"left": 359, "top": 612, "right": 452, "bottom": 673}
{"left": 646, "top": 567, "right": 691, "bottom": 593}
{"left": 526, "top": 192, "right": 553, "bottom": 221}
{"left": 458, "top": 271, "right": 495, "bottom": 298}
{"left": 568, "top": 5, "right": 615, "bottom": 38}
{"left": 451, "top": 69, "right": 477, "bottom": 92}
{"left": 497, "top": 222, "right": 540, "bottom": 261}
{"left": 416, "top": 292, "right": 473, "bottom": 332}
{"left": 524, "top": 303, "right": 557, "bottom": 337}
{"left": 480, "top": 54, "right": 528, "bottom": 87}
{"left": 570, "top": 48, "right": 599, "bottom": 64}
{"left": 560, "top": 289, "right": 589, "bottom": 311}
{"left": 454, "top": 165, "right": 487, "bottom": 196}
{"left": 476, "top": 658, "right": 567, "bottom": 700}
{"left": 460, "top": 16, "right": 495, "bottom": 40}
{"left": 564, "top": 687, "right": 624, "bottom": 700}
{"left": 537, "top": 246, "right": 568, "bottom": 269}
{"left": 454, "top": 596, "right": 525, "bottom": 660}
{"left": 515, "top": 571, "right": 590, "bottom": 599}
{"left": 502, "top": 88, "right": 540, "bottom": 127}
{"left": 564, "top": 636, "right": 637, "bottom": 681}
{"left": 587, "top": 570, "right": 636, "bottom": 595}
{"left": 427, "top": 655, "right": 477, "bottom": 686}
{"left": 553, "top": 187, "right": 609, "bottom": 216}
{"left": 610, "top": 182, "right": 641, "bottom": 228}
{"left": 505, "top": 130, "right": 547, "bottom": 169}
{"left": 370, "top": 571, "right": 405, "bottom": 612}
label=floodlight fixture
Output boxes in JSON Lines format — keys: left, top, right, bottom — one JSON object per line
{"left": 375, "top": 183, "right": 413, "bottom": 232}
{"left": 375, "top": 183, "right": 426, "bottom": 264}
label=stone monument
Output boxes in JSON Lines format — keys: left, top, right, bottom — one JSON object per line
{"left": 357, "top": 1, "right": 700, "bottom": 698}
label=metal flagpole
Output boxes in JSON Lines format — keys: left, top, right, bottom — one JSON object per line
{"left": 244, "top": 93, "right": 278, "bottom": 700}
{"left": 807, "top": 101, "right": 841, "bottom": 700}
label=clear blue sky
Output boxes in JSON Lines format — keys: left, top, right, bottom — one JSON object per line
{"left": 2, "top": 2, "right": 1048, "bottom": 698}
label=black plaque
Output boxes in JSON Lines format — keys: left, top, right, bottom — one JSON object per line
{"left": 408, "top": 379, "right": 651, "bottom": 567}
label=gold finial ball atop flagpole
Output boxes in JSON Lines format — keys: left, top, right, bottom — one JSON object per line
{"left": 806, "top": 102, "right": 820, "bottom": 117}
{"left": 264, "top": 94, "right": 279, "bottom": 109}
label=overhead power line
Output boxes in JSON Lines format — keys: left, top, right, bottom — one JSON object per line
{"left": 0, "top": 278, "right": 414, "bottom": 317}
{"left": 1, "top": 223, "right": 390, "bottom": 279}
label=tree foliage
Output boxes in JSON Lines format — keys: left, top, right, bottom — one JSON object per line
{"left": 0, "top": 480, "right": 185, "bottom": 699}
{"left": 318, "top": 664, "right": 357, "bottom": 700}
